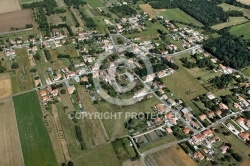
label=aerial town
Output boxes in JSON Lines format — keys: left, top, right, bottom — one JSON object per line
{"left": 0, "top": 0, "right": 250, "bottom": 166}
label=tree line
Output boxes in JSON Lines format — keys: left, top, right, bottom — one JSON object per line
{"left": 22, "top": 0, "right": 57, "bottom": 15}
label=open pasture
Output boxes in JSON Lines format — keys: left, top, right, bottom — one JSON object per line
{"left": 229, "top": 22, "right": 250, "bottom": 39}
{"left": 0, "top": 9, "right": 32, "bottom": 33}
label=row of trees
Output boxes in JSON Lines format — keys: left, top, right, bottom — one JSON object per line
{"left": 203, "top": 34, "right": 250, "bottom": 69}
{"left": 63, "top": 0, "right": 86, "bottom": 6}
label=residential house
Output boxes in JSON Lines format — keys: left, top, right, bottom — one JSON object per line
{"left": 166, "top": 127, "right": 173, "bottom": 135}
{"left": 193, "top": 151, "right": 204, "bottom": 160}
{"left": 238, "top": 132, "right": 250, "bottom": 141}
{"left": 183, "top": 127, "right": 191, "bottom": 135}
{"left": 220, "top": 145, "right": 229, "bottom": 154}
{"left": 199, "top": 114, "right": 207, "bottom": 121}
{"left": 167, "top": 98, "right": 176, "bottom": 107}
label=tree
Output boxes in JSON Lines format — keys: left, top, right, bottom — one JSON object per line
{"left": 33, "top": 53, "right": 41, "bottom": 60}
{"left": 60, "top": 89, "right": 66, "bottom": 94}
{"left": 68, "top": 161, "right": 74, "bottom": 166}
{"left": 44, "top": 50, "right": 51, "bottom": 60}
{"left": 30, "top": 68, "right": 37, "bottom": 73}
{"left": 11, "top": 62, "right": 19, "bottom": 69}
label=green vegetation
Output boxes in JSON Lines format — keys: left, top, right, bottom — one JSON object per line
{"left": 112, "top": 138, "right": 137, "bottom": 161}
{"left": 229, "top": 22, "right": 250, "bottom": 39}
{"left": 85, "top": 0, "right": 105, "bottom": 8}
{"left": 218, "top": 2, "right": 250, "bottom": 18}
{"left": 95, "top": 97, "right": 160, "bottom": 139}
{"left": 241, "top": 67, "right": 250, "bottom": 76}
{"left": 74, "top": 144, "right": 121, "bottom": 166}
{"left": 157, "top": 8, "right": 203, "bottom": 27}
{"left": 161, "top": 54, "right": 207, "bottom": 108}
{"left": 110, "top": 5, "right": 137, "bottom": 18}
{"left": 13, "top": 91, "right": 57, "bottom": 166}
{"left": 204, "top": 35, "right": 250, "bottom": 69}
{"left": 149, "top": 0, "right": 228, "bottom": 25}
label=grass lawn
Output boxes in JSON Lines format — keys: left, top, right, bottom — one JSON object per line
{"left": 19, "top": 0, "right": 43, "bottom": 4}
{"left": 215, "top": 125, "right": 250, "bottom": 164}
{"left": 10, "top": 48, "right": 33, "bottom": 94}
{"left": 85, "top": 0, "right": 105, "bottom": 8}
{"left": 157, "top": 8, "right": 203, "bottom": 27}
{"left": 229, "top": 22, "right": 250, "bottom": 39}
{"left": 211, "top": 17, "right": 249, "bottom": 30}
{"left": 95, "top": 97, "right": 161, "bottom": 139}
{"left": 161, "top": 53, "right": 207, "bottom": 108}
{"left": 47, "top": 9, "right": 76, "bottom": 26}
{"left": 56, "top": 44, "right": 78, "bottom": 58}
{"left": 74, "top": 143, "right": 121, "bottom": 166}
{"left": 13, "top": 91, "right": 57, "bottom": 166}
{"left": 93, "top": 16, "right": 109, "bottom": 34}
{"left": 241, "top": 67, "right": 250, "bottom": 77}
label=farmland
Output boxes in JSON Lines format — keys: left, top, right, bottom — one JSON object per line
{"left": 0, "top": 0, "right": 21, "bottom": 14}
{"left": 85, "top": 0, "right": 105, "bottom": 8}
{"left": 229, "top": 22, "right": 250, "bottom": 39}
{"left": 0, "top": 98, "right": 24, "bottom": 166}
{"left": 0, "top": 9, "right": 32, "bottom": 33}
{"left": 13, "top": 91, "right": 57, "bottom": 166}
{"left": 211, "top": 17, "right": 248, "bottom": 30}
{"left": 74, "top": 143, "right": 121, "bottom": 166}
{"left": 0, "top": 73, "right": 12, "bottom": 99}
{"left": 150, "top": 145, "right": 196, "bottom": 166}
{"left": 218, "top": 3, "right": 250, "bottom": 18}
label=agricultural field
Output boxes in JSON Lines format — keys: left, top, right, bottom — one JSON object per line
{"left": 229, "top": 22, "right": 250, "bottom": 39}
{"left": 150, "top": 145, "right": 196, "bottom": 166}
{"left": 0, "top": 73, "right": 12, "bottom": 99}
{"left": 0, "top": 0, "right": 21, "bottom": 14}
{"left": 56, "top": 44, "right": 79, "bottom": 58}
{"left": 74, "top": 143, "right": 121, "bottom": 166}
{"left": 0, "top": 9, "right": 32, "bottom": 33}
{"left": 95, "top": 97, "right": 161, "bottom": 140}
{"left": 237, "top": 0, "right": 250, "bottom": 5}
{"left": 0, "top": 98, "right": 24, "bottom": 166}
{"left": 211, "top": 17, "right": 248, "bottom": 30}
{"left": 218, "top": 3, "right": 250, "bottom": 18}
{"left": 13, "top": 91, "right": 57, "bottom": 166}
{"left": 241, "top": 67, "right": 250, "bottom": 77}
{"left": 10, "top": 48, "right": 33, "bottom": 94}
{"left": 161, "top": 54, "right": 207, "bottom": 107}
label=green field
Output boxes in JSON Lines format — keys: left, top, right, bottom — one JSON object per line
{"left": 157, "top": 8, "right": 203, "bottom": 27}
{"left": 241, "top": 67, "right": 250, "bottom": 76}
{"left": 161, "top": 54, "right": 207, "bottom": 107}
{"left": 13, "top": 91, "right": 57, "bottom": 166}
{"left": 95, "top": 97, "right": 161, "bottom": 139}
{"left": 229, "top": 22, "right": 250, "bottom": 39}
{"left": 74, "top": 143, "right": 121, "bottom": 166}
{"left": 10, "top": 48, "right": 34, "bottom": 94}
{"left": 85, "top": 0, "right": 105, "bottom": 8}
{"left": 19, "top": 0, "right": 43, "bottom": 4}
{"left": 211, "top": 17, "right": 248, "bottom": 30}
{"left": 218, "top": 3, "right": 250, "bottom": 18}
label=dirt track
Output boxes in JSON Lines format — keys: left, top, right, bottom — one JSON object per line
{"left": 0, "top": 97, "right": 24, "bottom": 166}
